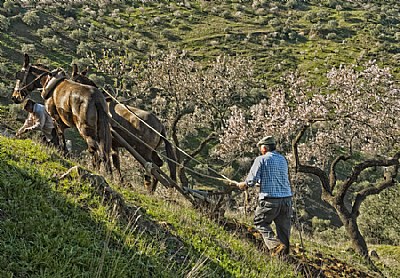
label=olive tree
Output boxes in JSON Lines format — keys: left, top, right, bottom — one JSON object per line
{"left": 22, "top": 10, "right": 40, "bottom": 26}
{"left": 0, "top": 14, "right": 10, "bottom": 31}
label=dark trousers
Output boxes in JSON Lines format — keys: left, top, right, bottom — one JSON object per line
{"left": 50, "top": 128, "right": 59, "bottom": 147}
{"left": 254, "top": 197, "right": 292, "bottom": 252}
{"left": 41, "top": 129, "right": 59, "bottom": 148}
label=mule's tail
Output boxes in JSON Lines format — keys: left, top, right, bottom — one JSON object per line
{"left": 161, "top": 127, "right": 177, "bottom": 182}
{"left": 96, "top": 97, "right": 113, "bottom": 174}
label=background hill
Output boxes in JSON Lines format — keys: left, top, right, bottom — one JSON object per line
{"left": 0, "top": 0, "right": 399, "bottom": 277}
{"left": 0, "top": 0, "right": 399, "bottom": 88}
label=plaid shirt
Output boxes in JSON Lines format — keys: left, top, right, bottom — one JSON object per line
{"left": 245, "top": 151, "right": 292, "bottom": 199}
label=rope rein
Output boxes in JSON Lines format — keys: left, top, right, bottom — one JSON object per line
{"left": 101, "top": 87, "right": 237, "bottom": 186}
{"left": 16, "top": 67, "right": 48, "bottom": 93}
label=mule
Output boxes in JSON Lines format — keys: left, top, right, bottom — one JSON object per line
{"left": 71, "top": 64, "right": 177, "bottom": 192}
{"left": 12, "top": 54, "right": 113, "bottom": 174}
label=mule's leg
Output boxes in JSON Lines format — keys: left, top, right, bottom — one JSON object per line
{"left": 144, "top": 174, "right": 153, "bottom": 193}
{"left": 152, "top": 151, "right": 163, "bottom": 168}
{"left": 46, "top": 101, "right": 67, "bottom": 154}
{"left": 111, "top": 147, "right": 123, "bottom": 182}
{"left": 77, "top": 125, "right": 102, "bottom": 171}
{"left": 150, "top": 176, "right": 159, "bottom": 193}
{"left": 53, "top": 118, "right": 67, "bottom": 154}
{"left": 88, "top": 143, "right": 100, "bottom": 170}
{"left": 148, "top": 152, "right": 163, "bottom": 192}
{"left": 92, "top": 150, "right": 101, "bottom": 170}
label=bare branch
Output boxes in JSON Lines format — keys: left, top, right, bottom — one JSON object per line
{"left": 352, "top": 179, "right": 395, "bottom": 218}
{"left": 292, "top": 125, "right": 308, "bottom": 171}
{"left": 329, "top": 155, "right": 351, "bottom": 193}
{"left": 292, "top": 125, "right": 332, "bottom": 195}
{"left": 171, "top": 107, "right": 196, "bottom": 161}
{"left": 352, "top": 160, "right": 399, "bottom": 217}
{"left": 183, "top": 132, "right": 217, "bottom": 166}
{"left": 338, "top": 151, "right": 400, "bottom": 200}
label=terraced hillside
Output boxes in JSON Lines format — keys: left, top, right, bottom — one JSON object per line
{"left": 0, "top": 0, "right": 399, "bottom": 90}
{"left": 0, "top": 1, "right": 399, "bottom": 277}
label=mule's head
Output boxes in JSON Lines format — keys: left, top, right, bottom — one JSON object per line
{"left": 12, "top": 54, "right": 50, "bottom": 104}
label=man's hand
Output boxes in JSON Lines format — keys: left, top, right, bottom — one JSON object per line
{"left": 236, "top": 182, "right": 248, "bottom": 191}
{"left": 15, "top": 129, "right": 25, "bottom": 138}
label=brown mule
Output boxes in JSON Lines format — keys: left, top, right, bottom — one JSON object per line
{"left": 71, "top": 64, "right": 177, "bottom": 192}
{"left": 12, "top": 54, "right": 113, "bottom": 174}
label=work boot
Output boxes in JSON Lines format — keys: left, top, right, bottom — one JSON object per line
{"left": 260, "top": 233, "right": 281, "bottom": 250}
{"left": 271, "top": 243, "right": 287, "bottom": 257}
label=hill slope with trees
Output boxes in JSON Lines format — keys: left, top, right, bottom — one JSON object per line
{"left": 0, "top": 0, "right": 399, "bottom": 277}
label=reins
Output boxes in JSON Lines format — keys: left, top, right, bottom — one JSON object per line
{"left": 101, "top": 87, "right": 238, "bottom": 188}
{"left": 15, "top": 65, "right": 49, "bottom": 94}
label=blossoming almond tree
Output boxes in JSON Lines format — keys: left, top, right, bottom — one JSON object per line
{"left": 217, "top": 61, "right": 400, "bottom": 259}
{"left": 88, "top": 50, "right": 255, "bottom": 189}
{"left": 134, "top": 51, "right": 255, "bottom": 188}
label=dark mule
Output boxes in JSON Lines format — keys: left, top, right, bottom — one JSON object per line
{"left": 71, "top": 64, "right": 177, "bottom": 192}
{"left": 12, "top": 54, "right": 113, "bottom": 174}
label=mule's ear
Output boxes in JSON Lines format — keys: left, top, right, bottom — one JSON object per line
{"left": 72, "top": 64, "right": 78, "bottom": 77}
{"left": 81, "top": 66, "right": 89, "bottom": 76}
{"left": 23, "top": 53, "right": 30, "bottom": 67}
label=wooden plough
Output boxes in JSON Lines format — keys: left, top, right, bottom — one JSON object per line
{"left": 110, "top": 123, "right": 240, "bottom": 210}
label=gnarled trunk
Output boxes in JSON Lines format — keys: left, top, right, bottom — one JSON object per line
{"left": 333, "top": 202, "right": 368, "bottom": 257}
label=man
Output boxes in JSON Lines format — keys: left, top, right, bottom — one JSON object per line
{"left": 16, "top": 99, "right": 59, "bottom": 147}
{"left": 236, "top": 136, "right": 292, "bottom": 256}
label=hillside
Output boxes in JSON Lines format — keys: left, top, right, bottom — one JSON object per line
{"left": 1, "top": 97, "right": 399, "bottom": 277}
{"left": 2, "top": 133, "right": 398, "bottom": 277}
{"left": 1, "top": 0, "right": 400, "bottom": 277}
{"left": 0, "top": 0, "right": 399, "bottom": 89}
{"left": 0, "top": 134, "right": 299, "bottom": 277}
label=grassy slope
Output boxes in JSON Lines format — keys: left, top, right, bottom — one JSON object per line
{"left": 1, "top": 126, "right": 398, "bottom": 277}
{"left": 0, "top": 135, "right": 299, "bottom": 277}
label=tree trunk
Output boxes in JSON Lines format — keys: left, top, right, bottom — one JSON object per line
{"left": 321, "top": 193, "right": 371, "bottom": 260}
{"left": 170, "top": 116, "right": 187, "bottom": 188}
{"left": 337, "top": 210, "right": 369, "bottom": 257}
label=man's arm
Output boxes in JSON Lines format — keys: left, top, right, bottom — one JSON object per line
{"left": 16, "top": 113, "right": 36, "bottom": 136}
{"left": 26, "top": 119, "right": 41, "bottom": 131}
{"left": 237, "top": 157, "right": 262, "bottom": 190}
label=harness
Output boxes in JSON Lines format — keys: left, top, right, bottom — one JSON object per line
{"left": 42, "top": 73, "right": 66, "bottom": 100}
{"left": 15, "top": 64, "right": 48, "bottom": 96}
{"left": 14, "top": 64, "right": 31, "bottom": 93}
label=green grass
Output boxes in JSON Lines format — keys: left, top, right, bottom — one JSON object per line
{"left": 373, "top": 245, "right": 400, "bottom": 278}
{"left": 0, "top": 136, "right": 299, "bottom": 277}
